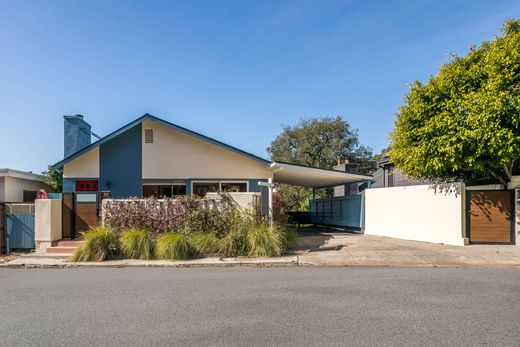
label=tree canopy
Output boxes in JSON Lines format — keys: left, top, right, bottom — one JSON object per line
{"left": 267, "top": 116, "right": 375, "bottom": 174}
{"left": 45, "top": 165, "right": 63, "bottom": 192}
{"left": 390, "top": 19, "right": 520, "bottom": 186}
{"left": 267, "top": 116, "right": 375, "bottom": 210}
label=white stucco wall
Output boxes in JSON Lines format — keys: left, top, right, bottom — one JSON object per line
{"left": 35, "top": 199, "right": 62, "bottom": 253}
{"left": 2, "top": 176, "right": 50, "bottom": 202}
{"left": 63, "top": 147, "right": 100, "bottom": 178}
{"left": 0, "top": 177, "right": 4, "bottom": 201}
{"left": 364, "top": 183, "right": 465, "bottom": 246}
{"left": 141, "top": 120, "right": 273, "bottom": 179}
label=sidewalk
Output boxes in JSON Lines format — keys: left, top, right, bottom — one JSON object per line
{"left": 2, "top": 255, "right": 299, "bottom": 268}
{"left": 3, "top": 228, "right": 520, "bottom": 268}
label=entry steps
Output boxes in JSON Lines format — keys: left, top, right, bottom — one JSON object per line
{"left": 46, "top": 240, "right": 83, "bottom": 255}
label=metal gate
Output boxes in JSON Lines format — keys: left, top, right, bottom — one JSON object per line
{"left": 5, "top": 204, "right": 35, "bottom": 251}
{"left": 467, "top": 190, "right": 515, "bottom": 244}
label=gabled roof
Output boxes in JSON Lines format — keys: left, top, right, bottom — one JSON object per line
{"left": 53, "top": 114, "right": 271, "bottom": 169}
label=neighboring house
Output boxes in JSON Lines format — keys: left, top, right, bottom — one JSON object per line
{"left": 371, "top": 156, "right": 424, "bottom": 188}
{"left": 0, "top": 169, "right": 50, "bottom": 202}
{"left": 52, "top": 114, "right": 371, "bottom": 199}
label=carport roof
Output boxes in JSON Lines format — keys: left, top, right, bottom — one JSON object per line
{"left": 271, "top": 162, "right": 372, "bottom": 188}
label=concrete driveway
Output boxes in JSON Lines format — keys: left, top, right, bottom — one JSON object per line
{"left": 296, "top": 228, "right": 520, "bottom": 268}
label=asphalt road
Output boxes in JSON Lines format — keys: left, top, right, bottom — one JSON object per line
{"left": 0, "top": 267, "right": 519, "bottom": 346}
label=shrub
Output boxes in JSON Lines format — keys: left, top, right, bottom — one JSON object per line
{"left": 156, "top": 232, "right": 196, "bottom": 260}
{"left": 189, "top": 233, "right": 218, "bottom": 256}
{"left": 103, "top": 198, "right": 192, "bottom": 235}
{"left": 219, "top": 229, "right": 249, "bottom": 257}
{"left": 282, "top": 227, "right": 299, "bottom": 250}
{"left": 120, "top": 228, "right": 155, "bottom": 260}
{"left": 247, "top": 223, "right": 284, "bottom": 257}
{"left": 71, "top": 226, "right": 118, "bottom": 262}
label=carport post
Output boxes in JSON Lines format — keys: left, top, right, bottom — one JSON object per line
{"left": 258, "top": 179, "right": 274, "bottom": 228}
{"left": 268, "top": 178, "right": 273, "bottom": 228}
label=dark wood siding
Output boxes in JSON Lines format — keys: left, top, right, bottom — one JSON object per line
{"left": 62, "top": 193, "right": 74, "bottom": 239}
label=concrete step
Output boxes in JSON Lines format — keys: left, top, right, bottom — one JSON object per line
{"left": 46, "top": 246, "right": 78, "bottom": 254}
{"left": 53, "top": 240, "right": 84, "bottom": 247}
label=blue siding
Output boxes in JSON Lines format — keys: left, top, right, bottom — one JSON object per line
{"left": 309, "top": 195, "right": 364, "bottom": 230}
{"left": 6, "top": 213, "right": 35, "bottom": 251}
{"left": 100, "top": 124, "right": 142, "bottom": 198}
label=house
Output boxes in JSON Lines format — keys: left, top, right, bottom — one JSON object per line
{"left": 0, "top": 168, "right": 50, "bottom": 202}
{"left": 371, "top": 156, "right": 424, "bottom": 188}
{"left": 52, "top": 114, "right": 372, "bottom": 199}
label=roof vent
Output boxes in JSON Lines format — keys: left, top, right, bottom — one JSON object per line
{"left": 144, "top": 128, "right": 154, "bottom": 143}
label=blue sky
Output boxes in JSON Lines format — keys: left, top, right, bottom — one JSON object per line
{"left": 0, "top": 0, "right": 518, "bottom": 173}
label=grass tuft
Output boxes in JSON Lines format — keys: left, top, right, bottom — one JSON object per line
{"left": 156, "top": 232, "right": 196, "bottom": 260}
{"left": 247, "top": 223, "right": 284, "bottom": 257}
{"left": 71, "top": 226, "right": 118, "bottom": 262}
{"left": 189, "top": 232, "right": 218, "bottom": 256}
{"left": 219, "top": 229, "right": 249, "bottom": 257}
{"left": 120, "top": 228, "right": 155, "bottom": 260}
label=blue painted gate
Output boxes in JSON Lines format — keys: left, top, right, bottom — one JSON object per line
{"left": 309, "top": 195, "right": 364, "bottom": 230}
{"left": 5, "top": 204, "right": 35, "bottom": 251}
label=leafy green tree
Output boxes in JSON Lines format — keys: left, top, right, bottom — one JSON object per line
{"left": 45, "top": 165, "right": 63, "bottom": 192}
{"left": 267, "top": 116, "right": 375, "bottom": 211}
{"left": 390, "top": 19, "right": 520, "bottom": 186}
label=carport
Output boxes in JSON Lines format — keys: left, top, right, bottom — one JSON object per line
{"left": 269, "top": 162, "right": 373, "bottom": 229}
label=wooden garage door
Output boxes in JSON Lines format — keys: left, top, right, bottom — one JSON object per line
{"left": 468, "top": 190, "right": 514, "bottom": 244}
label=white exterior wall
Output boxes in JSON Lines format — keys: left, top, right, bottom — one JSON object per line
{"left": 2, "top": 176, "right": 50, "bottom": 202}
{"left": 35, "top": 199, "right": 62, "bottom": 253}
{"left": 141, "top": 120, "right": 273, "bottom": 180}
{"left": 63, "top": 147, "right": 100, "bottom": 178}
{"left": 364, "top": 183, "right": 465, "bottom": 246}
{"left": 0, "top": 177, "right": 4, "bottom": 201}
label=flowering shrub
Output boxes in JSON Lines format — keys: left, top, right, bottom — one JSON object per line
{"left": 102, "top": 197, "right": 193, "bottom": 234}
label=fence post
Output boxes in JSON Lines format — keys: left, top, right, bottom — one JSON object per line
{"left": 0, "top": 203, "right": 5, "bottom": 254}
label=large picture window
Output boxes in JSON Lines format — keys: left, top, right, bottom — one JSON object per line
{"left": 221, "top": 182, "right": 247, "bottom": 192}
{"left": 192, "top": 182, "right": 219, "bottom": 197}
{"left": 192, "top": 181, "right": 248, "bottom": 196}
{"left": 143, "top": 184, "right": 186, "bottom": 198}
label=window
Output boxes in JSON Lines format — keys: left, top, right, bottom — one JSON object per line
{"left": 76, "top": 180, "right": 98, "bottom": 192}
{"left": 221, "top": 182, "right": 247, "bottom": 192}
{"left": 144, "top": 129, "right": 154, "bottom": 143}
{"left": 23, "top": 190, "right": 37, "bottom": 202}
{"left": 143, "top": 184, "right": 186, "bottom": 198}
{"left": 192, "top": 182, "right": 219, "bottom": 196}
{"left": 192, "top": 181, "right": 248, "bottom": 196}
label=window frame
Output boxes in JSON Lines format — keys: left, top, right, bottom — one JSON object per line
{"left": 190, "top": 180, "right": 249, "bottom": 196}
{"left": 142, "top": 183, "right": 186, "bottom": 198}
{"left": 76, "top": 180, "right": 99, "bottom": 192}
